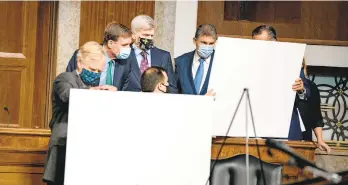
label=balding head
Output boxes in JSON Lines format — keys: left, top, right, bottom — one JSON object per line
{"left": 141, "top": 67, "right": 168, "bottom": 93}
{"left": 252, "top": 25, "right": 277, "bottom": 41}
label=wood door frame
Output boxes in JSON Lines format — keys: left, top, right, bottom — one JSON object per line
{"left": 0, "top": 2, "right": 58, "bottom": 132}
{"left": 44, "top": 1, "right": 58, "bottom": 129}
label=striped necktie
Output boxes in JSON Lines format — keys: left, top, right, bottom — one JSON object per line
{"left": 140, "top": 51, "right": 149, "bottom": 74}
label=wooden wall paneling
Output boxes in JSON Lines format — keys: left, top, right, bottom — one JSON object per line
{"left": 0, "top": 128, "right": 50, "bottom": 185}
{"left": 0, "top": 1, "right": 57, "bottom": 129}
{"left": 197, "top": 1, "right": 348, "bottom": 46}
{"left": 0, "top": 2, "right": 38, "bottom": 128}
{"left": 32, "top": 1, "right": 58, "bottom": 129}
{"left": 79, "top": 1, "right": 155, "bottom": 46}
{"left": 337, "top": 1, "right": 348, "bottom": 41}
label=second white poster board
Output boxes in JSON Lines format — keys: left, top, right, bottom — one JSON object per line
{"left": 209, "top": 37, "right": 306, "bottom": 138}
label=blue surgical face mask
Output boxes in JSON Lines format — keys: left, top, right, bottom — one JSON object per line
{"left": 80, "top": 68, "right": 101, "bottom": 87}
{"left": 197, "top": 45, "right": 214, "bottom": 59}
{"left": 116, "top": 47, "right": 131, "bottom": 59}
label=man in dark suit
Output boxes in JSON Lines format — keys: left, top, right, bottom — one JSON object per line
{"left": 123, "top": 15, "right": 177, "bottom": 93}
{"left": 299, "top": 63, "right": 330, "bottom": 152}
{"left": 252, "top": 25, "right": 329, "bottom": 151}
{"left": 252, "top": 25, "right": 310, "bottom": 141}
{"left": 66, "top": 22, "right": 132, "bottom": 91}
{"left": 175, "top": 24, "right": 217, "bottom": 96}
{"left": 43, "top": 42, "right": 117, "bottom": 185}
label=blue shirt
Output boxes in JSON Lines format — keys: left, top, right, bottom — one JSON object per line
{"left": 99, "top": 54, "right": 115, "bottom": 85}
{"left": 133, "top": 44, "right": 152, "bottom": 68}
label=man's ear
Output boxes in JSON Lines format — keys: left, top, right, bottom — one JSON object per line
{"left": 107, "top": 40, "right": 113, "bottom": 48}
{"left": 77, "top": 58, "right": 82, "bottom": 69}
{"left": 132, "top": 32, "right": 137, "bottom": 41}
{"left": 193, "top": 38, "right": 197, "bottom": 45}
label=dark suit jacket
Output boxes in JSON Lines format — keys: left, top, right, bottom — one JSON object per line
{"left": 299, "top": 81, "right": 324, "bottom": 141}
{"left": 44, "top": 71, "right": 87, "bottom": 183}
{"left": 123, "top": 47, "right": 177, "bottom": 93}
{"left": 288, "top": 68, "right": 311, "bottom": 140}
{"left": 65, "top": 49, "right": 131, "bottom": 91}
{"left": 175, "top": 50, "right": 215, "bottom": 95}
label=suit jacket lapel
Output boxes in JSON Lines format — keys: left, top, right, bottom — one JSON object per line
{"left": 187, "top": 50, "right": 197, "bottom": 94}
{"left": 200, "top": 51, "right": 215, "bottom": 95}
{"left": 130, "top": 49, "right": 141, "bottom": 83}
{"left": 74, "top": 71, "right": 87, "bottom": 88}
{"left": 113, "top": 59, "right": 123, "bottom": 87}
{"left": 150, "top": 47, "right": 162, "bottom": 67}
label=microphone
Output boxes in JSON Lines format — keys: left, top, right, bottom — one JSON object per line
{"left": 3, "top": 106, "right": 10, "bottom": 127}
{"left": 266, "top": 139, "right": 341, "bottom": 183}
{"left": 265, "top": 139, "right": 318, "bottom": 169}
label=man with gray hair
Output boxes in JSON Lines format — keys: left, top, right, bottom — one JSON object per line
{"left": 175, "top": 24, "right": 216, "bottom": 96}
{"left": 124, "top": 14, "right": 177, "bottom": 93}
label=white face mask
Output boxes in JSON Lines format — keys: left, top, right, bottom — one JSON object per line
{"left": 116, "top": 47, "right": 131, "bottom": 59}
{"left": 197, "top": 44, "right": 214, "bottom": 59}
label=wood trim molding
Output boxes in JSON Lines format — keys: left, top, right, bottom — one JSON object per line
{"left": 44, "top": 1, "right": 58, "bottom": 129}
{"left": 218, "top": 34, "right": 348, "bottom": 46}
{"left": 0, "top": 52, "right": 26, "bottom": 59}
{"left": 213, "top": 137, "right": 317, "bottom": 149}
{"left": 0, "top": 128, "right": 50, "bottom": 136}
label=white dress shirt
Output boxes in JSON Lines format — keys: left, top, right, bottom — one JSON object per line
{"left": 192, "top": 52, "right": 211, "bottom": 93}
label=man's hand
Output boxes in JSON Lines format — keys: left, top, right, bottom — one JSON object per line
{"left": 97, "top": 85, "right": 118, "bottom": 92}
{"left": 317, "top": 140, "right": 331, "bottom": 153}
{"left": 90, "top": 85, "right": 118, "bottom": 92}
{"left": 292, "top": 78, "right": 304, "bottom": 92}
{"left": 205, "top": 89, "right": 216, "bottom": 96}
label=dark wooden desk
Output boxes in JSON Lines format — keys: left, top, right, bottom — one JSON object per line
{"left": 211, "top": 138, "right": 317, "bottom": 183}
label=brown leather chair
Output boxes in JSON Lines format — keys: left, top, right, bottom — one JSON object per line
{"left": 210, "top": 154, "right": 283, "bottom": 185}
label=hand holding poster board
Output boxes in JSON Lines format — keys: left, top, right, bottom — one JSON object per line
{"left": 208, "top": 37, "right": 306, "bottom": 138}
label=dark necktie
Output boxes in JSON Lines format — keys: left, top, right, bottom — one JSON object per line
{"left": 140, "top": 51, "right": 149, "bottom": 74}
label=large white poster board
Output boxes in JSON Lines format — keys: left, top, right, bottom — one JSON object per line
{"left": 209, "top": 37, "right": 306, "bottom": 138}
{"left": 65, "top": 89, "right": 214, "bottom": 185}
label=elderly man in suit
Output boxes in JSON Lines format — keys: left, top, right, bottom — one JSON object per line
{"left": 43, "top": 41, "right": 116, "bottom": 185}
{"left": 123, "top": 15, "right": 177, "bottom": 93}
{"left": 66, "top": 22, "right": 132, "bottom": 90}
{"left": 175, "top": 24, "right": 217, "bottom": 96}
{"left": 252, "top": 25, "right": 330, "bottom": 152}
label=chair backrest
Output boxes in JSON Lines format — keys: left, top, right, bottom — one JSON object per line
{"left": 210, "top": 154, "right": 282, "bottom": 185}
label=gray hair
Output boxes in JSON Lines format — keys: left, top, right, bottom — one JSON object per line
{"left": 131, "top": 15, "right": 155, "bottom": 33}
{"left": 194, "top": 24, "right": 218, "bottom": 40}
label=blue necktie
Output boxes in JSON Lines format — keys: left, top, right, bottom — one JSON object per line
{"left": 194, "top": 58, "right": 205, "bottom": 94}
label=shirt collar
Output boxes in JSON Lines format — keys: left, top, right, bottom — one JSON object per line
{"left": 102, "top": 46, "right": 114, "bottom": 63}
{"left": 132, "top": 43, "right": 150, "bottom": 56}
{"left": 193, "top": 51, "right": 211, "bottom": 64}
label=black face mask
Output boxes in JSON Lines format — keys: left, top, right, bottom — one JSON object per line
{"left": 139, "top": 38, "right": 154, "bottom": 50}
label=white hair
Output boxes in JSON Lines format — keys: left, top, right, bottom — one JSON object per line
{"left": 131, "top": 15, "right": 155, "bottom": 33}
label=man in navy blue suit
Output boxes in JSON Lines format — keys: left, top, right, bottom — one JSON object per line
{"left": 123, "top": 15, "right": 177, "bottom": 93}
{"left": 252, "top": 25, "right": 329, "bottom": 151}
{"left": 175, "top": 24, "right": 217, "bottom": 96}
{"left": 66, "top": 22, "right": 132, "bottom": 90}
